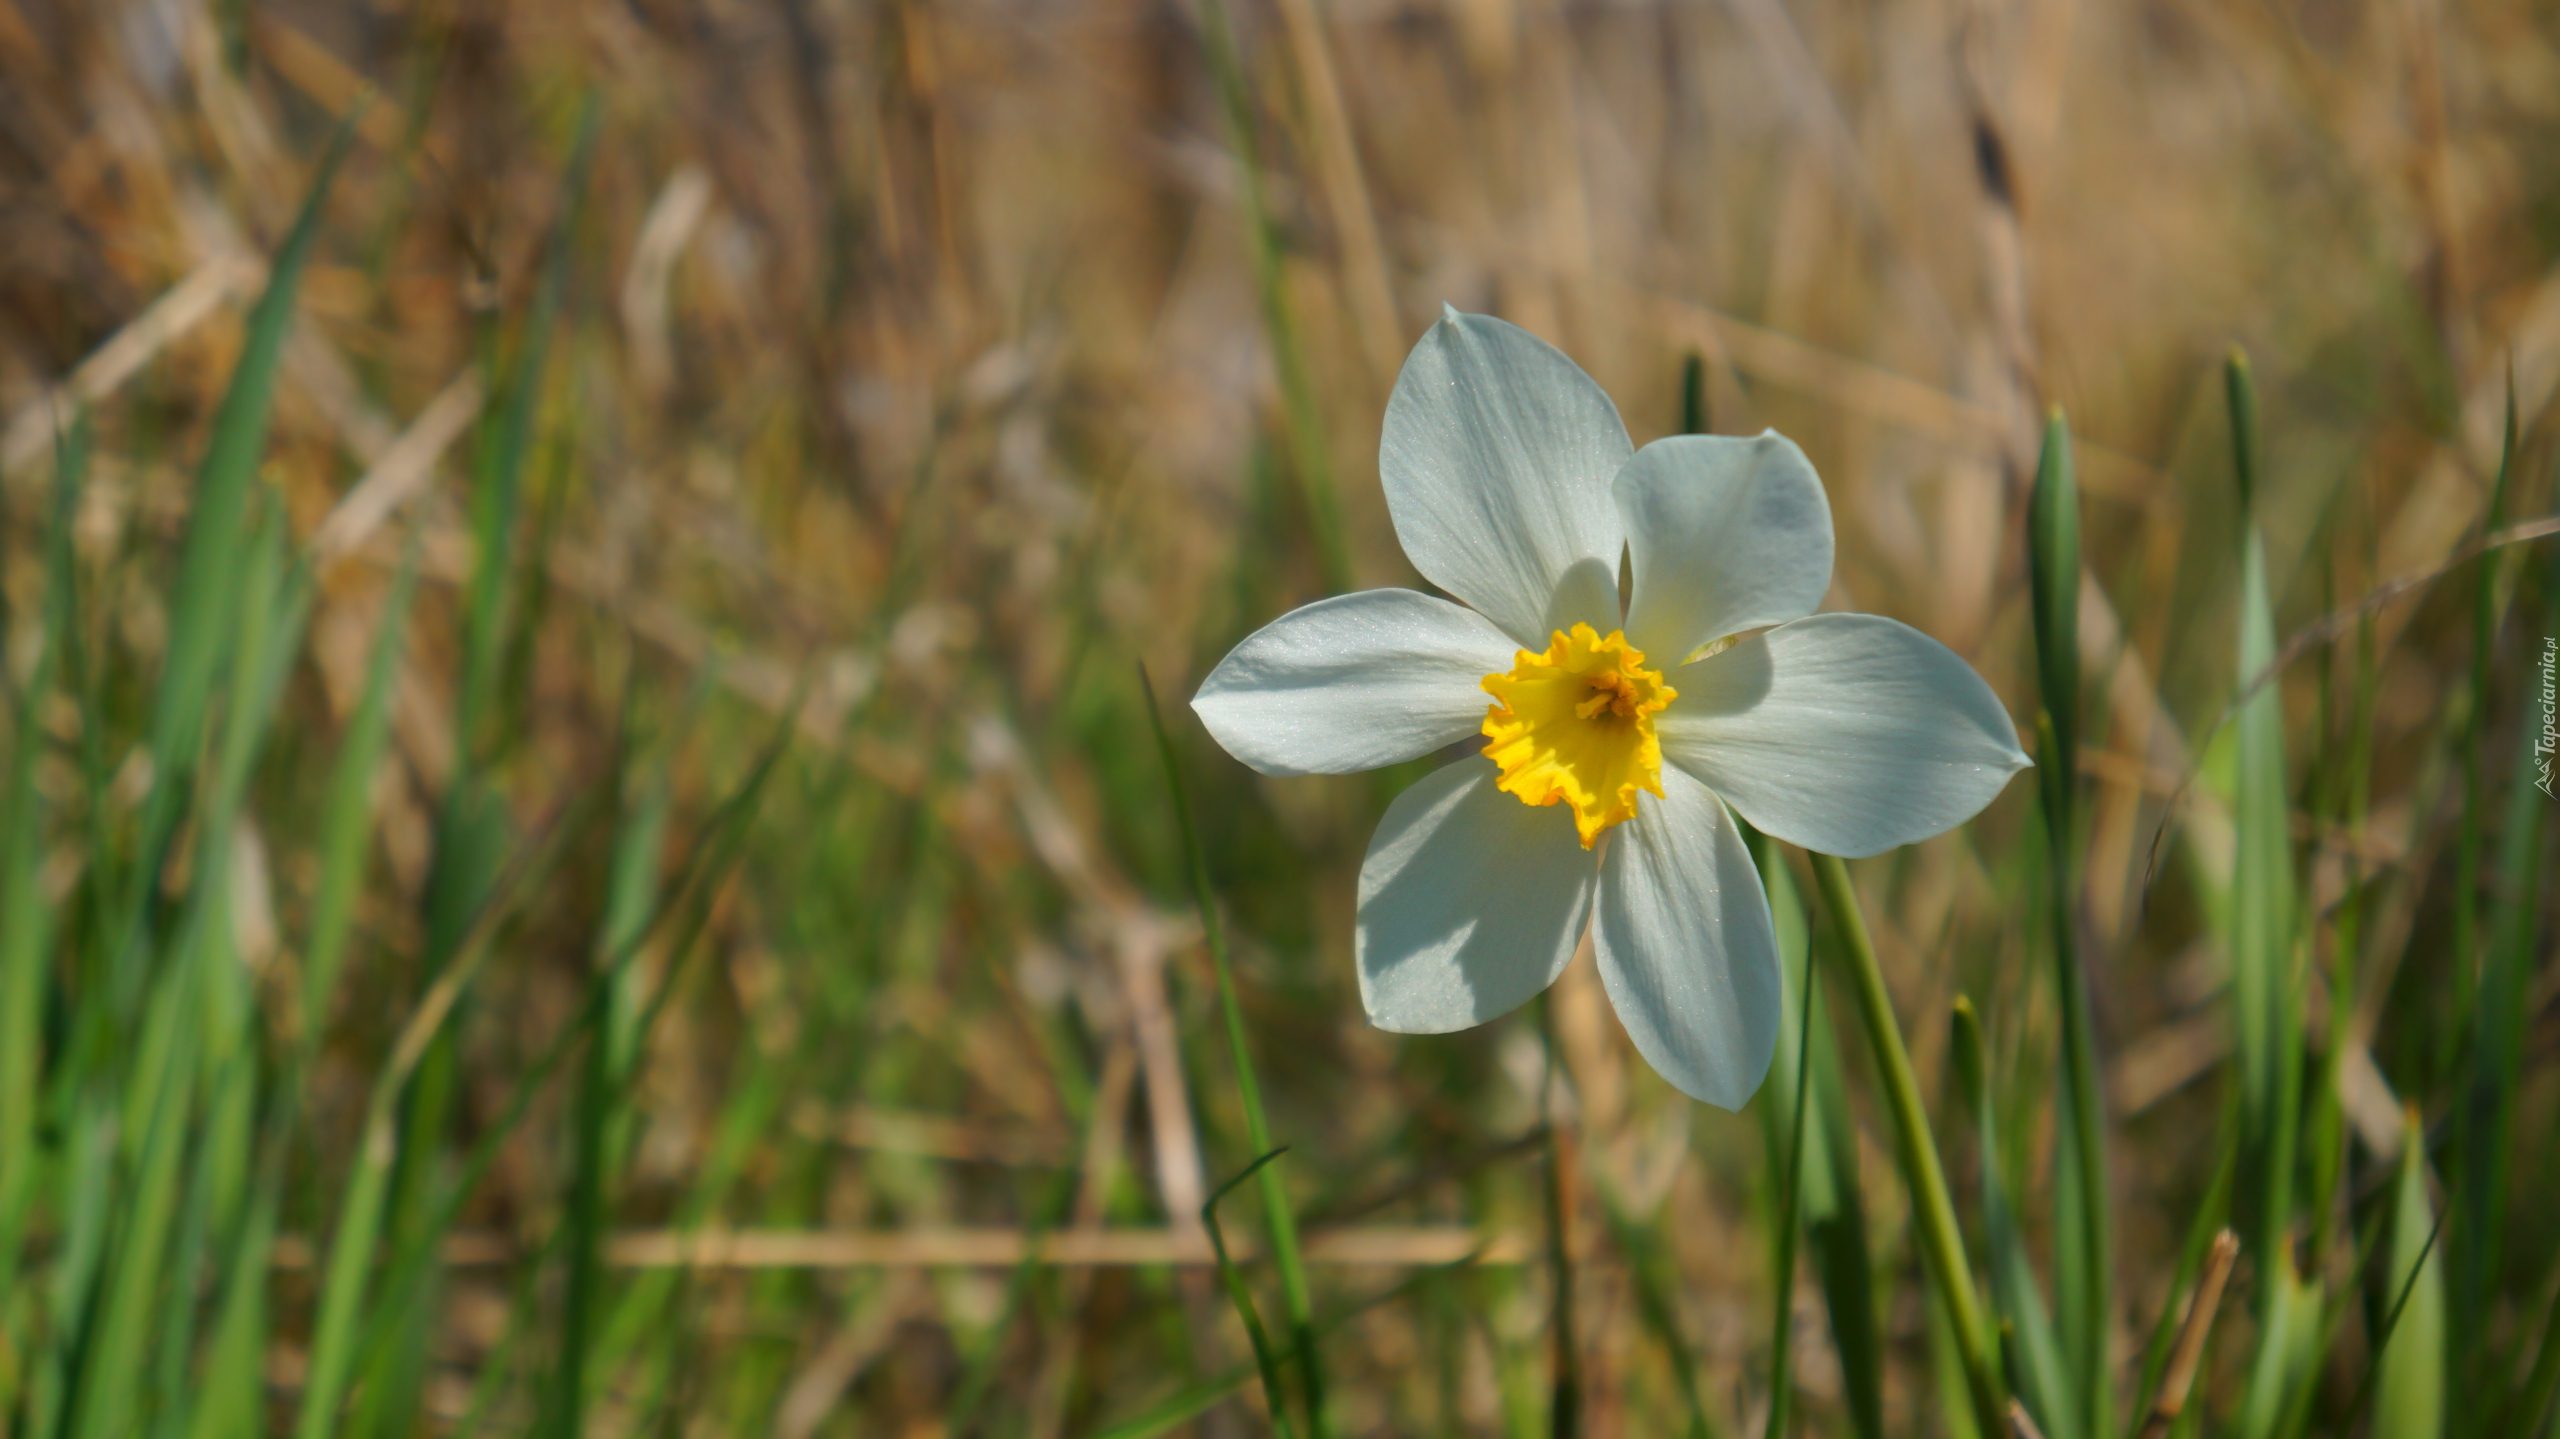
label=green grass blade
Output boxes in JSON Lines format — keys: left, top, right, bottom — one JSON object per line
{"left": 540, "top": 899, "right": 620, "bottom": 1439}
{"left": 346, "top": 694, "right": 798, "bottom": 1401}
{"left": 2225, "top": 348, "right": 2262, "bottom": 521}
{"left": 297, "top": 785, "right": 596, "bottom": 1439}
{"left": 453, "top": 1241, "right": 551, "bottom": 1439}
{"left": 144, "top": 1069, "right": 224, "bottom": 1439}
{"left": 2374, "top": 1110, "right": 2447, "bottom": 1439}
{"left": 0, "top": 420, "right": 83, "bottom": 1430}
{"left": 349, "top": 791, "right": 504, "bottom": 1437}
{"left": 2510, "top": 1276, "right": 2560, "bottom": 1438}
{"left": 361, "top": 104, "right": 603, "bottom": 1437}
{"left": 297, "top": 775, "right": 609, "bottom": 1439}
{"left": 2485, "top": 548, "right": 2560, "bottom": 1437}
{"left": 543, "top": 1008, "right": 612, "bottom": 1439}
{"left": 1089, "top": 1262, "right": 1472, "bottom": 1439}
{"left": 210, "top": 506, "right": 309, "bottom": 814}
{"left": 2224, "top": 352, "right": 2302, "bottom": 1299}
{"left": 302, "top": 546, "right": 419, "bottom": 1037}
{"left": 541, "top": 718, "right": 669, "bottom": 1439}
{"left": 1141, "top": 664, "right": 1332, "bottom": 1436}
{"left": 1810, "top": 851, "right": 2007, "bottom": 1437}
{"left": 945, "top": 1147, "right": 1081, "bottom": 1433}
{"left": 167, "top": 507, "right": 308, "bottom": 1439}
{"left": 37, "top": 116, "right": 347, "bottom": 1430}
{"left": 29, "top": 1113, "right": 116, "bottom": 1439}
{"left": 1595, "top": 1187, "right": 1723, "bottom": 1439}
{"left": 589, "top": 1054, "right": 783, "bottom": 1381}
{"left": 68, "top": 944, "right": 208, "bottom": 1439}
{"left": 0, "top": 413, "right": 85, "bottom": 1299}
{"left": 2267, "top": 1165, "right": 2416, "bottom": 1439}
{"left": 189, "top": 1159, "right": 282, "bottom": 1439}
{"left": 1802, "top": 1024, "right": 1882, "bottom": 1439}
{"left": 458, "top": 93, "right": 600, "bottom": 751}
{"left": 350, "top": 822, "right": 493, "bottom": 1438}
{"left": 291, "top": 1102, "right": 396, "bottom": 1439}
{"left": 1535, "top": 995, "right": 1583, "bottom": 1439}
{"left": 2223, "top": 351, "right": 2312, "bottom": 1439}
{"left": 119, "top": 110, "right": 359, "bottom": 1008}
{"left": 1681, "top": 353, "right": 1710, "bottom": 436}
{"left": 1925, "top": 1265, "right": 1986, "bottom": 1439}
{"left": 2234, "top": 1260, "right": 2311, "bottom": 1439}
{"left": 78, "top": 492, "right": 302, "bottom": 1439}
{"left": 107, "top": 496, "right": 302, "bottom": 1439}
{"left": 1746, "top": 823, "right": 1818, "bottom": 1439}
{"left": 2448, "top": 374, "right": 2517, "bottom": 1009}
{"left": 1758, "top": 978, "right": 1812, "bottom": 1439}
{"left": 1953, "top": 997, "right": 2077, "bottom": 1439}
{"left": 1090, "top": 1368, "right": 1261, "bottom": 1439}
{"left": 2457, "top": 401, "right": 2546, "bottom": 1434}
{"left": 2029, "top": 408, "right": 2111, "bottom": 1439}
{"left": 1748, "top": 834, "right": 1881, "bottom": 1439}
{"left": 2444, "top": 378, "right": 2518, "bottom": 1429}
{"left": 1206, "top": 1147, "right": 1304, "bottom": 1439}
{"left": 598, "top": 743, "right": 675, "bottom": 1103}
{"left": 2029, "top": 409, "right": 2083, "bottom": 780}
{"left": 1195, "top": 0, "right": 1351, "bottom": 595}
{"left": 2301, "top": 558, "right": 2379, "bottom": 1267}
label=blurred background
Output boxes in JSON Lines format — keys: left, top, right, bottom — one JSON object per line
{"left": 0, "top": 0, "right": 2555, "bottom": 1434}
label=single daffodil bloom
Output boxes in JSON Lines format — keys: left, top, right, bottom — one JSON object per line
{"left": 1193, "top": 308, "right": 2028, "bottom": 1108}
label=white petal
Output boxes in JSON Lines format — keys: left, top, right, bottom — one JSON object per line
{"left": 1192, "top": 589, "right": 1518, "bottom": 776}
{"left": 1593, "top": 767, "right": 1781, "bottom": 1109}
{"left": 1615, "top": 431, "right": 1832, "bottom": 663}
{"left": 1358, "top": 757, "right": 1596, "bottom": 1033}
{"left": 1381, "top": 309, "right": 1631, "bottom": 648}
{"left": 1657, "top": 613, "right": 2030, "bottom": 858}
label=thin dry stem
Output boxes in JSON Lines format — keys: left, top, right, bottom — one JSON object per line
{"left": 2137, "top": 1229, "right": 2241, "bottom": 1439}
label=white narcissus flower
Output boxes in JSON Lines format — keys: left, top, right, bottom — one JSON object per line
{"left": 1192, "top": 309, "right": 2029, "bottom": 1109}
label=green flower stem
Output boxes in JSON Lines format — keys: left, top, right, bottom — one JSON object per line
{"left": 1810, "top": 850, "right": 2006, "bottom": 1437}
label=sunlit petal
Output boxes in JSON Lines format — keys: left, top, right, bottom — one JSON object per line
{"left": 1193, "top": 588, "right": 1520, "bottom": 776}
{"left": 1593, "top": 765, "right": 1780, "bottom": 1109}
{"left": 1381, "top": 309, "right": 1630, "bottom": 647}
{"left": 1657, "top": 613, "right": 2030, "bottom": 858}
{"left": 1615, "top": 431, "right": 1832, "bottom": 663}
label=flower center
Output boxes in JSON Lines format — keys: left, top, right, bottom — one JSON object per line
{"left": 1480, "top": 623, "right": 1677, "bottom": 848}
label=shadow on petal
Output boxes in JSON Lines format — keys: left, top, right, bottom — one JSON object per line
{"left": 1356, "top": 758, "right": 1599, "bottom": 1034}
